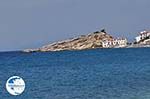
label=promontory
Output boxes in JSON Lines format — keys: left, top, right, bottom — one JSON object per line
{"left": 23, "top": 30, "right": 116, "bottom": 52}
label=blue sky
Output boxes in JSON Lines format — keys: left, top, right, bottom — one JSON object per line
{"left": 0, "top": 0, "right": 150, "bottom": 51}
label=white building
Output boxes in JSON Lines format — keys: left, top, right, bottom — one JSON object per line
{"left": 102, "top": 38, "right": 127, "bottom": 48}
{"left": 102, "top": 40, "right": 113, "bottom": 48}
{"left": 135, "top": 31, "right": 150, "bottom": 43}
{"left": 135, "top": 35, "right": 141, "bottom": 43}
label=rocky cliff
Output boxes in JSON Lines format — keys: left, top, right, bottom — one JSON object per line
{"left": 24, "top": 30, "right": 113, "bottom": 52}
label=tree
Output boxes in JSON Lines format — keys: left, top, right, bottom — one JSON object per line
{"left": 101, "top": 29, "right": 106, "bottom": 33}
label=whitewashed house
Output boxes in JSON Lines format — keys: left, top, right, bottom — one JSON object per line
{"left": 102, "top": 38, "right": 127, "bottom": 48}
{"left": 102, "top": 40, "right": 114, "bottom": 48}
{"left": 135, "top": 35, "right": 141, "bottom": 43}
{"left": 135, "top": 31, "right": 150, "bottom": 43}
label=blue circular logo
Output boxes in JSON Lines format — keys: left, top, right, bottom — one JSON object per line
{"left": 6, "top": 76, "right": 25, "bottom": 95}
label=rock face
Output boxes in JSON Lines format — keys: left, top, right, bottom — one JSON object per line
{"left": 139, "top": 38, "right": 150, "bottom": 45}
{"left": 24, "top": 31, "right": 113, "bottom": 52}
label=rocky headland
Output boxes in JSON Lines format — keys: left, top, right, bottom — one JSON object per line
{"left": 24, "top": 30, "right": 114, "bottom": 52}
{"left": 24, "top": 29, "right": 150, "bottom": 52}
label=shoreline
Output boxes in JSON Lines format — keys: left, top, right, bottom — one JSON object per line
{"left": 23, "top": 44, "right": 150, "bottom": 53}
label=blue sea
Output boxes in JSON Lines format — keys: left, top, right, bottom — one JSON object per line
{"left": 0, "top": 48, "right": 150, "bottom": 99}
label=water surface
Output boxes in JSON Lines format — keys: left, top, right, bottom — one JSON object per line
{"left": 0, "top": 48, "right": 150, "bottom": 99}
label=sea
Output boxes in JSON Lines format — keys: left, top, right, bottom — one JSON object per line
{"left": 0, "top": 48, "right": 150, "bottom": 99}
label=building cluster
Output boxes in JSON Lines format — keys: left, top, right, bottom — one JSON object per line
{"left": 102, "top": 30, "right": 150, "bottom": 48}
{"left": 102, "top": 38, "right": 127, "bottom": 48}
{"left": 135, "top": 31, "right": 150, "bottom": 43}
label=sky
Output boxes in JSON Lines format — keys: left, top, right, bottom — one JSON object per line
{"left": 0, "top": 0, "right": 150, "bottom": 51}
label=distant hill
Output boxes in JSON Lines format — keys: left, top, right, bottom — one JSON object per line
{"left": 24, "top": 30, "right": 113, "bottom": 52}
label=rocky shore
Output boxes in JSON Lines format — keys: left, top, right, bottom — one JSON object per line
{"left": 23, "top": 30, "right": 114, "bottom": 52}
{"left": 127, "top": 44, "right": 150, "bottom": 48}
